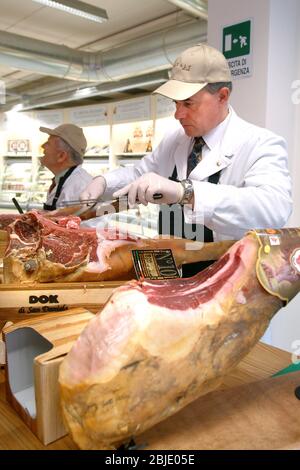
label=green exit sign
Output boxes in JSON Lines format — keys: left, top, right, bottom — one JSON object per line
{"left": 223, "top": 20, "right": 251, "bottom": 59}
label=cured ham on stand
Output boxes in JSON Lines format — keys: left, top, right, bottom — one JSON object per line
{"left": 59, "top": 228, "right": 300, "bottom": 449}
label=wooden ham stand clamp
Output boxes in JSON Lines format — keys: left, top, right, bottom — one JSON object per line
{"left": 2, "top": 308, "right": 94, "bottom": 446}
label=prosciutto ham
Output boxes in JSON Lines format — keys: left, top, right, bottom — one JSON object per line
{"left": 0, "top": 211, "right": 81, "bottom": 230}
{"left": 0, "top": 214, "right": 22, "bottom": 230}
{"left": 3, "top": 211, "right": 234, "bottom": 283}
{"left": 59, "top": 228, "right": 300, "bottom": 450}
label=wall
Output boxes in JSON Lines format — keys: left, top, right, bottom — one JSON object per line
{"left": 207, "top": 0, "right": 300, "bottom": 352}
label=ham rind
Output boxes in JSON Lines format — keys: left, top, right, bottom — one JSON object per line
{"left": 59, "top": 231, "right": 297, "bottom": 450}
{"left": 3, "top": 211, "right": 235, "bottom": 283}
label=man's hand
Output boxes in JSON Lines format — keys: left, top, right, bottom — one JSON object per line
{"left": 113, "top": 173, "right": 184, "bottom": 207}
{"left": 80, "top": 176, "right": 107, "bottom": 202}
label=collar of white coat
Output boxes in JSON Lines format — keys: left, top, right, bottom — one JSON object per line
{"left": 174, "top": 106, "right": 238, "bottom": 180}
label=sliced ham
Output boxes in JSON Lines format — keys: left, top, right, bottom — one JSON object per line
{"left": 59, "top": 229, "right": 300, "bottom": 450}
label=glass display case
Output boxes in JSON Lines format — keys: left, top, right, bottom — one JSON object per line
{"left": 0, "top": 95, "right": 175, "bottom": 211}
{"left": 0, "top": 158, "right": 34, "bottom": 209}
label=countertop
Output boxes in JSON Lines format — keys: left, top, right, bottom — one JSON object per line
{"left": 0, "top": 341, "right": 294, "bottom": 450}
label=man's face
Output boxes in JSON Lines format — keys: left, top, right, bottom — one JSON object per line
{"left": 174, "top": 88, "right": 228, "bottom": 137}
{"left": 40, "top": 135, "right": 62, "bottom": 172}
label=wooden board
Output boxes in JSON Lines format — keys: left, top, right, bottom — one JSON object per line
{"left": 0, "top": 280, "right": 123, "bottom": 330}
{"left": 0, "top": 341, "right": 291, "bottom": 450}
{"left": 135, "top": 370, "right": 300, "bottom": 450}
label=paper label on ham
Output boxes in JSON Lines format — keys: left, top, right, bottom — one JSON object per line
{"left": 132, "top": 249, "right": 180, "bottom": 280}
{"left": 253, "top": 228, "right": 300, "bottom": 301}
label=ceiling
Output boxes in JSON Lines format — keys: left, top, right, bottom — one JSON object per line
{"left": 0, "top": 0, "right": 207, "bottom": 111}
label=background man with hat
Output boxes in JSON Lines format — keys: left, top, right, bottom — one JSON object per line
{"left": 80, "top": 43, "right": 292, "bottom": 276}
{"left": 40, "top": 123, "right": 92, "bottom": 211}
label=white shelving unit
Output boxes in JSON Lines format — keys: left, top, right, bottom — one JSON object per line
{"left": 0, "top": 95, "right": 176, "bottom": 211}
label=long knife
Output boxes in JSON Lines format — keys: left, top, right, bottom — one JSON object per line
{"left": 58, "top": 193, "right": 163, "bottom": 217}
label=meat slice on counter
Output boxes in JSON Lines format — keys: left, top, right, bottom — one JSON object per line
{"left": 59, "top": 228, "right": 300, "bottom": 450}
{"left": 3, "top": 211, "right": 234, "bottom": 283}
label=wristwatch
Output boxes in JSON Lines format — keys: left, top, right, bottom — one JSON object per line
{"left": 178, "top": 179, "right": 194, "bottom": 205}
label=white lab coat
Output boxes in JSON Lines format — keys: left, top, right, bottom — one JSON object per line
{"left": 45, "top": 165, "right": 93, "bottom": 208}
{"left": 104, "top": 108, "right": 292, "bottom": 240}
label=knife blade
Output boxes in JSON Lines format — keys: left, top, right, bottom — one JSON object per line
{"left": 59, "top": 193, "right": 163, "bottom": 208}
{"left": 57, "top": 199, "right": 122, "bottom": 217}
{"left": 58, "top": 192, "right": 163, "bottom": 217}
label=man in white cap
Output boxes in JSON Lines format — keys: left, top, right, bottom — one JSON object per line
{"left": 80, "top": 43, "right": 292, "bottom": 276}
{"left": 40, "top": 123, "right": 92, "bottom": 211}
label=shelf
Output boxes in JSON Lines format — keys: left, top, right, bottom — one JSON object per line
{"left": 0, "top": 200, "right": 43, "bottom": 210}
{"left": 1, "top": 190, "right": 33, "bottom": 193}
{"left": 0, "top": 201, "right": 26, "bottom": 210}
{"left": 37, "top": 155, "right": 109, "bottom": 163}
{"left": 4, "top": 155, "right": 32, "bottom": 160}
{"left": 84, "top": 154, "right": 109, "bottom": 159}
{"left": 2, "top": 181, "right": 33, "bottom": 184}
{"left": 0, "top": 104, "right": 175, "bottom": 214}
{"left": 117, "top": 153, "right": 150, "bottom": 157}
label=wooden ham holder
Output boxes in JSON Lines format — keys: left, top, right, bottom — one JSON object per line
{"left": 2, "top": 308, "right": 94, "bottom": 445}
{"left": 0, "top": 280, "right": 123, "bottom": 331}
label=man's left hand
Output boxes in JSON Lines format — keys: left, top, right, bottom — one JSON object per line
{"left": 113, "top": 172, "right": 184, "bottom": 207}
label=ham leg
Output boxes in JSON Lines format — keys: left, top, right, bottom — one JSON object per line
{"left": 3, "top": 211, "right": 234, "bottom": 283}
{"left": 59, "top": 229, "right": 300, "bottom": 449}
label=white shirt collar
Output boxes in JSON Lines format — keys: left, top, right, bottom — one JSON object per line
{"left": 54, "top": 165, "right": 78, "bottom": 183}
{"left": 202, "top": 106, "right": 232, "bottom": 151}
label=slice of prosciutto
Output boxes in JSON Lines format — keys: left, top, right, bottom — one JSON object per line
{"left": 3, "top": 211, "right": 234, "bottom": 283}
{"left": 59, "top": 229, "right": 300, "bottom": 450}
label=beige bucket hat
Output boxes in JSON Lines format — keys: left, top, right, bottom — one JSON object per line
{"left": 154, "top": 43, "right": 231, "bottom": 101}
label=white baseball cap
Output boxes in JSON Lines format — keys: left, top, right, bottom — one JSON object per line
{"left": 154, "top": 43, "right": 231, "bottom": 101}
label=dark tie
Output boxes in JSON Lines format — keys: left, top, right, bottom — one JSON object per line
{"left": 48, "top": 177, "right": 56, "bottom": 193}
{"left": 187, "top": 137, "right": 206, "bottom": 177}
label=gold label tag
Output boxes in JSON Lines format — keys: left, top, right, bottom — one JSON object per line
{"left": 251, "top": 228, "right": 300, "bottom": 302}
{"left": 132, "top": 249, "right": 180, "bottom": 280}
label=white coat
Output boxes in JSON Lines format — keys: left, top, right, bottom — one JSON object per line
{"left": 45, "top": 165, "right": 93, "bottom": 208}
{"left": 104, "top": 108, "right": 292, "bottom": 240}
